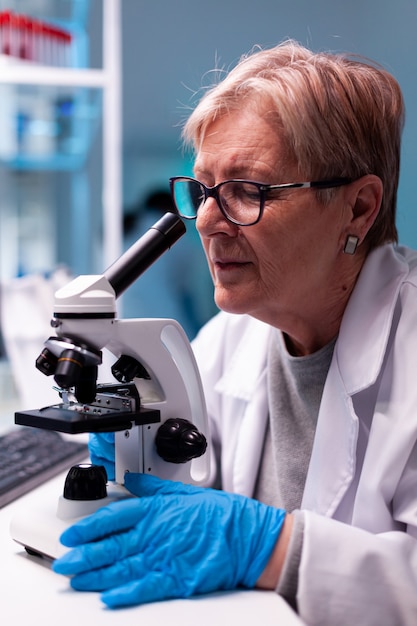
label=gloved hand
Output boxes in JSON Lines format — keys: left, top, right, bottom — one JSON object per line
{"left": 88, "top": 432, "right": 115, "bottom": 481}
{"left": 52, "top": 473, "right": 286, "bottom": 608}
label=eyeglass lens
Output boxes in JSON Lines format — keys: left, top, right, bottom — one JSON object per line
{"left": 172, "top": 179, "right": 204, "bottom": 218}
{"left": 173, "top": 179, "right": 262, "bottom": 225}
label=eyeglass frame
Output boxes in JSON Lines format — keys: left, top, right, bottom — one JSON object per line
{"left": 169, "top": 176, "right": 353, "bottom": 227}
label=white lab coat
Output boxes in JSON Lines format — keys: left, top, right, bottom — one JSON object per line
{"left": 192, "top": 243, "right": 417, "bottom": 626}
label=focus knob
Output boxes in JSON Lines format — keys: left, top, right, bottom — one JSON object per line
{"left": 155, "top": 418, "right": 207, "bottom": 463}
{"left": 63, "top": 463, "right": 108, "bottom": 500}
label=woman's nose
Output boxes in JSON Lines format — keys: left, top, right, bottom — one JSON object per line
{"left": 196, "top": 196, "right": 236, "bottom": 235}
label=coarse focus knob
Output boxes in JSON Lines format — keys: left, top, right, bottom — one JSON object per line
{"left": 155, "top": 418, "right": 207, "bottom": 463}
{"left": 63, "top": 463, "right": 108, "bottom": 501}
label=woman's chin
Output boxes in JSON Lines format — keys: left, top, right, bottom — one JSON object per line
{"left": 214, "top": 288, "right": 253, "bottom": 316}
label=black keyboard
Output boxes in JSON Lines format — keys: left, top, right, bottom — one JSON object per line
{"left": 0, "top": 426, "right": 88, "bottom": 508}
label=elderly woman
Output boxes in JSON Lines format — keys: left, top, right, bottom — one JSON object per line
{"left": 53, "top": 41, "right": 417, "bottom": 625}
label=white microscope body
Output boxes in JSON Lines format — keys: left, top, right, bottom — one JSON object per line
{"left": 10, "top": 213, "right": 210, "bottom": 559}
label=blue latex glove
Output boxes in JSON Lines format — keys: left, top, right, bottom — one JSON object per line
{"left": 53, "top": 473, "right": 286, "bottom": 608}
{"left": 88, "top": 432, "right": 115, "bottom": 481}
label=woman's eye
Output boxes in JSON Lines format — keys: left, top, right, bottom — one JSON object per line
{"left": 232, "top": 184, "right": 260, "bottom": 204}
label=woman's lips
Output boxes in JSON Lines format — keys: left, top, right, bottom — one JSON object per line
{"left": 217, "top": 261, "right": 245, "bottom": 269}
{"left": 212, "top": 257, "right": 251, "bottom": 272}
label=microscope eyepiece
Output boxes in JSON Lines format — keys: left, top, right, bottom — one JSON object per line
{"left": 104, "top": 212, "right": 186, "bottom": 298}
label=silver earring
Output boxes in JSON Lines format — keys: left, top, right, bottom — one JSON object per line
{"left": 344, "top": 235, "right": 359, "bottom": 255}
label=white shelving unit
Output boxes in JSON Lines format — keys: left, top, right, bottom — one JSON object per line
{"left": 0, "top": 0, "right": 122, "bottom": 270}
{"left": 0, "top": 0, "right": 122, "bottom": 413}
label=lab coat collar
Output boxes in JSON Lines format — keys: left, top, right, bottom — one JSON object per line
{"left": 214, "top": 316, "right": 272, "bottom": 401}
{"left": 303, "top": 244, "right": 410, "bottom": 515}
{"left": 335, "top": 244, "right": 409, "bottom": 393}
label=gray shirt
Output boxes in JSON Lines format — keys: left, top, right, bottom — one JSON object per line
{"left": 254, "top": 330, "right": 336, "bottom": 606}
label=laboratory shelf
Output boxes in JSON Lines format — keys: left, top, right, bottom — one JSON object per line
{"left": 0, "top": 76, "right": 102, "bottom": 171}
{"left": 0, "top": 0, "right": 102, "bottom": 172}
{"left": 0, "top": 63, "right": 106, "bottom": 87}
{"left": 0, "top": 0, "right": 121, "bottom": 275}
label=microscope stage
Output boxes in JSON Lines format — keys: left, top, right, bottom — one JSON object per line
{"left": 15, "top": 404, "right": 160, "bottom": 434}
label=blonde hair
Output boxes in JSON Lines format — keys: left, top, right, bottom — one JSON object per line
{"left": 183, "top": 40, "right": 405, "bottom": 247}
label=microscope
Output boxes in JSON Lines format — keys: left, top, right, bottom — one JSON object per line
{"left": 10, "top": 212, "right": 210, "bottom": 560}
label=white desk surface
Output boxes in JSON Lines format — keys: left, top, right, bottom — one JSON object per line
{"left": 0, "top": 472, "right": 304, "bottom": 626}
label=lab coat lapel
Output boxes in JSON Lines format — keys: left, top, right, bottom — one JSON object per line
{"left": 301, "top": 364, "right": 358, "bottom": 515}
{"left": 302, "top": 244, "right": 409, "bottom": 516}
{"left": 232, "top": 369, "right": 269, "bottom": 496}
{"left": 215, "top": 318, "right": 271, "bottom": 496}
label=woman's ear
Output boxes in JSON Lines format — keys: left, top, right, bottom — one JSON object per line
{"left": 347, "top": 174, "right": 383, "bottom": 239}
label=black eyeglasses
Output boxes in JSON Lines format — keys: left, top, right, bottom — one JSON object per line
{"left": 169, "top": 176, "right": 352, "bottom": 226}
